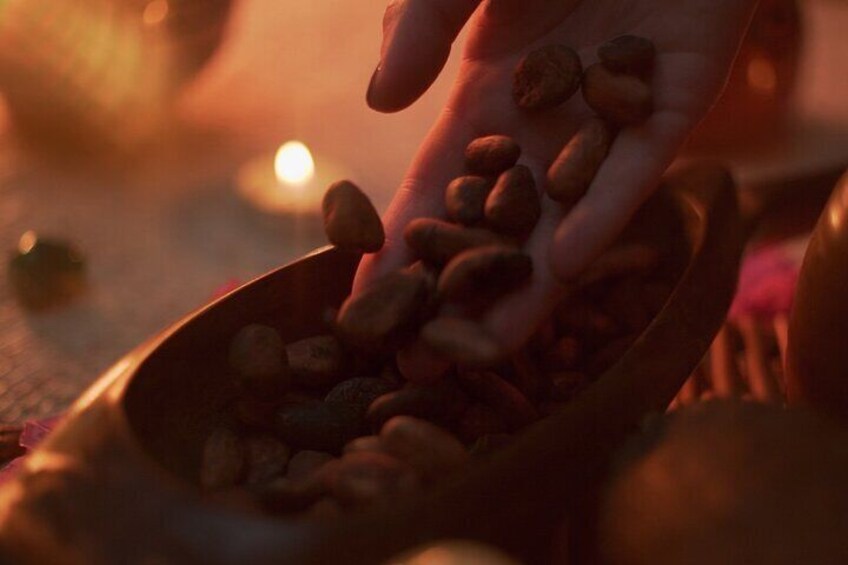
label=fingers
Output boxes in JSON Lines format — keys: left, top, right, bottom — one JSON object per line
{"left": 481, "top": 163, "right": 567, "bottom": 354}
{"left": 709, "top": 325, "right": 744, "bottom": 398}
{"left": 353, "top": 110, "right": 473, "bottom": 294}
{"left": 549, "top": 111, "right": 691, "bottom": 282}
{"left": 367, "top": 0, "right": 481, "bottom": 113}
{"left": 736, "top": 316, "right": 782, "bottom": 404}
{"left": 395, "top": 175, "right": 566, "bottom": 378}
{"left": 675, "top": 368, "right": 704, "bottom": 408}
{"left": 361, "top": 155, "right": 566, "bottom": 378}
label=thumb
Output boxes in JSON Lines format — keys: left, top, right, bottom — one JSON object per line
{"left": 367, "top": 0, "right": 481, "bottom": 113}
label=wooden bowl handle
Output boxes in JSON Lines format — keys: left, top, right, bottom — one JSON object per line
{"left": 786, "top": 170, "right": 848, "bottom": 420}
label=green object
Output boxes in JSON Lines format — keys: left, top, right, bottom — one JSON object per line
{"left": 9, "top": 231, "right": 86, "bottom": 310}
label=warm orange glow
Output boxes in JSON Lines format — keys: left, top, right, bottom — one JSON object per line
{"left": 18, "top": 231, "right": 37, "bottom": 254}
{"left": 829, "top": 206, "right": 840, "bottom": 229}
{"left": 274, "top": 141, "right": 315, "bottom": 186}
{"left": 236, "top": 142, "right": 341, "bottom": 215}
{"left": 388, "top": 541, "right": 519, "bottom": 564}
{"left": 142, "top": 0, "right": 169, "bottom": 26}
{"left": 0, "top": 93, "right": 9, "bottom": 134}
{"left": 746, "top": 56, "right": 777, "bottom": 95}
{"left": 826, "top": 180, "right": 848, "bottom": 234}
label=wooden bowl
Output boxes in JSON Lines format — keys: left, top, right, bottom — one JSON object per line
{"left": 786, "top": 169, "right": 848, "bottom": 421}
{"left": 0, "top": 165, "right": 744, "bottom": 564}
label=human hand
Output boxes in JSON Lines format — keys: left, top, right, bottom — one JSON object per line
{"left": 357, "top": 0, "right": 758, "bottom": 371}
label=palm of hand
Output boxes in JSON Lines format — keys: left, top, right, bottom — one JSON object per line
{"left": 358, "top": 0, "right": 756, "bottom": 357}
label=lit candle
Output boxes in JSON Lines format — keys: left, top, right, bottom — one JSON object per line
{"left": 236, "top": 140, "right": 346, "bottom": 215}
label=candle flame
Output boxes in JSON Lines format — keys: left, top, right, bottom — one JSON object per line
{"left": 274, "top": 141, "right": 315, "bottom": 186}
{"left": 18, "top": 231, "right": 37, "bottom": 254}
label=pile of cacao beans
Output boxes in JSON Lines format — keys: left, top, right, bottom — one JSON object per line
{"left": 198, "top": 36, "right": 671, "bottom": 521}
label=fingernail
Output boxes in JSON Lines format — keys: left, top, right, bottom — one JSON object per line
{"left": 366, "top": 64, "right": 382, "bottom": 109}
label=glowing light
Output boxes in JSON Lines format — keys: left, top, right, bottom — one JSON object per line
{"left": 746, "top": 56, "right": 777, "bottom": 95}
{"left": 18, "top": 231, "right": 37, "bottom": 254}
{"left": 236, "top": 141, "right": 344, "bottom": 215}
{"left": 143, "top": 0, "right": 169, "bottom": 26}
{"left": 829, "top": 203, "right": 843, "bottom": 232}
{"left": 274, "top": 141, "right": 315, "bottom": 186}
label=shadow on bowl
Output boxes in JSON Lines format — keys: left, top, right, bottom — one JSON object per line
{"left": 0, "top": 164, "right": 744, "bottom": 565}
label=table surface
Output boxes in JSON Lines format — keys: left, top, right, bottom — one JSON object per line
{"left": 0, "top": 0, "right": 847, "bottom": 423}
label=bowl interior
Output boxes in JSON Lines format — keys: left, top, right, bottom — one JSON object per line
{"left": 123, "top": 189, "right": 691, "bottom": 486}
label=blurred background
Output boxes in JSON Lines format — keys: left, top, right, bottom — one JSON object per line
{"left": 0, "top": 0, "right": 845, "bottom": 421}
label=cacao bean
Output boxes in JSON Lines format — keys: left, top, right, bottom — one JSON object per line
{"left": 437, "top": 245, "right": 532, "bottom": 304}
{"left": 244, "top": 436, "right": 291, "bottom": 485}
{"left": 404, "top": 218, "right": 509, "bottom": 267}
{"left": 322, "top": 180, "right": 385, "bottom": 253}
{"left": 582, "top": 63, "right": 652, "bottom": 126}
{"left": 445, "top": 175, "right": 494, "bottom": 225}
{"left": 485, "top": 165, "right": 541, "bottom": 235}
{"left": 546, "top": 118, "right": 613, "bottom": 208}
{"left": 325, "top": 377, "right": 398, "bottom": 414}
{"left": 275, "top": 402, "right": 365, "bottom": 454}
{"left": 335, "top": 271, "right": 430, "bottom": 354}
{"left": 366, "top": 383, "right": 468, "bottom": 431}
{"left": 200, "top": 426, "right": 246, "bottom": 490}
{"left": 458, "top": 371, "right": 538, "bottom": 430}
{"left": 229, "top": 324, "right": 289, "bottom": 397}
{"left": 380, "top": 416, "right": 469, "bottom": 481}
{"left": 395, "top": 339, "right": 453, "bottom": 385}
{"left": 343, "top": 435, "right": 387, "bottom": 455}
{"left": 598, "top": 35, "right": 655, "bottom": 77}
{"left": 513, "top": 45, "right": 583, "bottom": 111}
{"left": 287, "top": 334, "right": 348, "bottom": 389}
{"left": 464, "top": 135, "right": 521, "bottom": 176}
{"left": 420, "top": 317, "right": 505, "bottom": 367}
